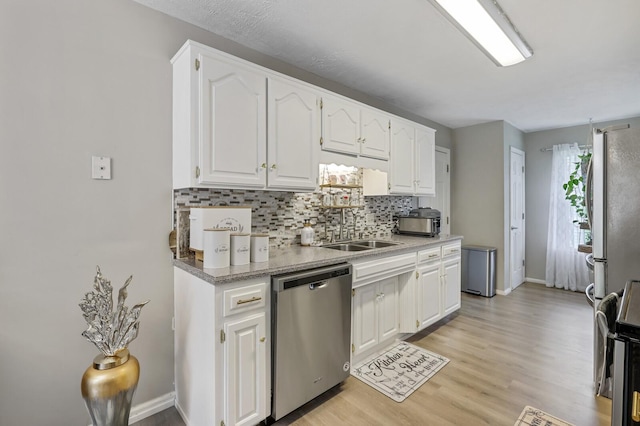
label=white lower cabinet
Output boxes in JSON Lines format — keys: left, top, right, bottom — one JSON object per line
{"left": 352, "top": 277, "right": 399, "bottom": 357}
{"left": 416, "top": 261, "right": 441, "bottom": 330}
{"left": 223, "top": 312, "right": 267, "bottom": 426}
{"left": 174, "top": 268, "right": 269, "bottom": 426}
{"left": 442, "top": 254, "right": 461, "bottom": 316}
{"left": 412, "top": 242, "right": 461, "bottom": 332}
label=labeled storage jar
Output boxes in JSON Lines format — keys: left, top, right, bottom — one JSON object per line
{"left": 203, "top": 228, "right": 230, "bottom": 268}
{"left": 250, "top": 234, "right": 269, "bottom": 263}
{"left": 230, "top": 233, "right": 251, "bottom": 265}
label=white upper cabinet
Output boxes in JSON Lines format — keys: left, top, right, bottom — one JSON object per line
{"left": 415, "top": 126, "right": 436, "bottom": 196}
{"left": 171, "top": 41, "right": 317, "bottom": 191}
{"left": 172, "top": 40, "right": 437, "bottom": 191}
{"left": 267, "top": 77, "right": 319, "bottom": 190}
{"left": 389, "top": 118, "right": 436, "bottom": 196}
{"left": 321, "top": 95, "right": 390, "bottom": 160}
{"left": 321, "top": 96, "right": 361, "bottom": 156}
{"left": 389, "top": 119, "right": 416, "bottom": 194}
{"left": 360, "top": 107, "right": 391, "bottom": 160}
{"left": 199, "top": 55, "right": 267, "bottom": 188}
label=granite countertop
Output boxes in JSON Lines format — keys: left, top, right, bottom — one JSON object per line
{"left": 173, "top": 234, "right": 463, "bottom": 285}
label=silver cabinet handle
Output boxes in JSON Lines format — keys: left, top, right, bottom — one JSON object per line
{"left": 510, "top": 226, "right": 518, "bottom": 230}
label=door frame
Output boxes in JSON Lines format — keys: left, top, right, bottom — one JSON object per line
{"left": 509, "top": 147, "right": 526, "bottom": 291}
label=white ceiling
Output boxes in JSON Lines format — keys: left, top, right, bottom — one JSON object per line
{"left": 135, "top": 0, "right": 640, "bottom": 132}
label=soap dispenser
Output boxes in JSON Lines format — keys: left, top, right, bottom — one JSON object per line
{"left": 301, "top": 219, "right": 315, "bottom": 246}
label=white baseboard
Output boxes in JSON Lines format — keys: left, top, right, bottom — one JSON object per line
{"left": 525, "top": 277, "right": 547, "bottom": 285}
{"left": 128, "top": 392, "right": 175, "bottom": 424}
{"left": 497, "top": 288, "right": 511, "bottom": 296}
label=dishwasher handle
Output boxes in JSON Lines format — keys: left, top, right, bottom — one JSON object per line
{"left": 309, "top": 281, "right": 328, "bottom": 290}
{"left": 274, "top": 264, "right": 352, "bottom": 291}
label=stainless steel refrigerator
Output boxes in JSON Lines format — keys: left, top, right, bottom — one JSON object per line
{"left": 586, "top": 124, "right": 639, "bottom": 400}
{"left": 589, "top": 124, "right": 638, "bottom": 300}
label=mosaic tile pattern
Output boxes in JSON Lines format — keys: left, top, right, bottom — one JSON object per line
{"left": 174, "top": 187, "right": 414, "bottom": 250}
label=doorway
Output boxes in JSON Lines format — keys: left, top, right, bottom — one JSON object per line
{"left": 509, "top": 147, "right": 526, "bottom": 290}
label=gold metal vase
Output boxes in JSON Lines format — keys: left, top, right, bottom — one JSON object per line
{"left": 81, "top": 349, "right": 140, "bottom": 426}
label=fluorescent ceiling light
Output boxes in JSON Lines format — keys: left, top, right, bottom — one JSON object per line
{"left": 429, "top": 0, "right": 533, "bottom": 67}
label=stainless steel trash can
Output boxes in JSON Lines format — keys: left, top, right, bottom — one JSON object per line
{"left": 461, "top": 245, "right": 496, "bottom": 297}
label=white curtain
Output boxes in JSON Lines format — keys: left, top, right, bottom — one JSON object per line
{"left": 545, "top": 143, "right": 590, "bottom": 292}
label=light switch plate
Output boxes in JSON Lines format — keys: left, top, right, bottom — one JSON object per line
{"left": 92, "top": 156, "right": 111, "bottom": 180}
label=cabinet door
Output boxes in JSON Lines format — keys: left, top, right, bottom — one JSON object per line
{"left": 267, "top": 78, "right": 319, "bottom": 190}
{"left": 199, "top": 55, "right": 267, "bottom": 187}
{"left": 442, "top": 257, "right": 461, "bottom": 316}
{"left": 352, "top": 283, "right": 379, "bottom": 356}
{"left": 415, "top": 126, "right": 436, "bottom": 196}
{"left": 389, "top": 120, "right": 415, "bottom": 194}
{"left": 321, "top": 96, "right": 360, "bottom": 155}
{"left": 360, "top": 108, "right": 390, "bottom": 160}
{"left": 224, "top": 312, "right": 267, "bottom": 426}
{"left": 417, "top": 263, "right": 441, "bottom": 330}
{"left": 377, "top": 277, "right": 399, "bottom": 342}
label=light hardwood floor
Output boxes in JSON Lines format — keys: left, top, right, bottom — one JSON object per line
{"left": 135, "top": 283, "right": 611, "bottom": 426}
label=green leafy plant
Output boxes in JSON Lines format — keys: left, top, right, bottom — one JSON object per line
{"left": 562, "top": 152, "right": 592, "bottom": 224}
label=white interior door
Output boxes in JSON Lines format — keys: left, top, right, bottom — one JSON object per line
{"left": 510, "top": 147, "right": 526, "bottom": 290}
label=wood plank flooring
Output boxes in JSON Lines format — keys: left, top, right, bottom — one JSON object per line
{"left": 134, "top": 283, "right": 611, "bottom": 426}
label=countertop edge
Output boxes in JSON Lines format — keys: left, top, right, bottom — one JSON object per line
{"left": 173, "top": 234, "right": 463, "bottom": 285}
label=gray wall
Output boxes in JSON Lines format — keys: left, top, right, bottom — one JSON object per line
{"left": 451, "top": 121, "right": 505, "bottom": 289}
{"left": 523, "top": 116, "right": 640, "bottom": 281}
{"left": 451, "top": 121, "right": 524, "bottom": 293}
{"left": 0, "top": 0, "right": 451, "bottom": 424}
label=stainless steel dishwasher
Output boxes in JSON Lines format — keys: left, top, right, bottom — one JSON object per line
{"left": 270, "top": 263, "right": 352, "bottom": 421}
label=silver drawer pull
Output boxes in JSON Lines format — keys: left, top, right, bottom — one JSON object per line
{"left": 237, "top": 296, "right": 262, "bottom": 305}
{"left": 428, "top": 254, "right": 439, "bottom": 258}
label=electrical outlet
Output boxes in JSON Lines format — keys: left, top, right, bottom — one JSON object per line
{"left": 365, "top": 213, "right": 375, "bottom": 225}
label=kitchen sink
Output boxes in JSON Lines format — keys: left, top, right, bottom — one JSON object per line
{"left": 321, "top": 240, "right": 400, "bottom": 251}
{"left": 321, "top": 243, "right": 373, "bottom": 251}
{"left": 351, "top": 240, "right": 399, "bottom": 248}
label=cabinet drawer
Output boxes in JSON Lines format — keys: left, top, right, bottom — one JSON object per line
{"left": 352, "top": 252, "right": 416, "bottom": 285}
{"left": 442, "top": 242, "right": 461, "bottom": 258}
{"left": 223, "top": 282, "right": 267, "bottom": 317}
{"left": 417, "top": 247, "right": 441, "bottom": 264}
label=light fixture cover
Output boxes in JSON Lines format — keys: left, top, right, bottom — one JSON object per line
{"left": 429, "top": 0, "right": 533, "bottom": 66}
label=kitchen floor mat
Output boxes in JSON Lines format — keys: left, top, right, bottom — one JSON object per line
{"left": 350, "top": 341, "right": 449, "bottom": 402}
{"left": 514, "top": 406, "right": 575, "bottom": 426}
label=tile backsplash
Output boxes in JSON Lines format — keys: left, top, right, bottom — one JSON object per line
{"left": 174, "top": 187, "right": 415, "bottom": 251}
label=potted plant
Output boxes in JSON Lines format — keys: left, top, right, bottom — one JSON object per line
{"left": 562, "top": 152, "right": 592, "bottom": 243}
